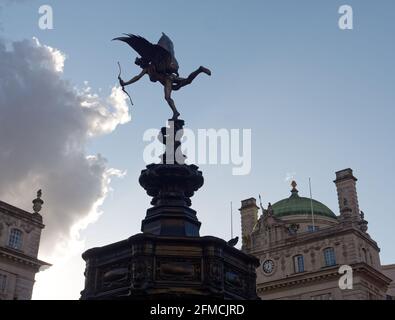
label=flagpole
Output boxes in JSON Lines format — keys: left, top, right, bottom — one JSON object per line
{"left": 230, "top": 201, "right": 234, "bottom": 239}
{"left": 309, "top": 178, "right": 316, "bottom": 231}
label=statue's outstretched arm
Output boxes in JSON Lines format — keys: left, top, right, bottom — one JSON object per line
{"left": 123, "top": 69, "right": 147, "bottom": 86}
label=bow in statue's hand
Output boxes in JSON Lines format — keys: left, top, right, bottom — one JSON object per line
{"left": 117, "top": 61, "right": 134, "bottom": 106}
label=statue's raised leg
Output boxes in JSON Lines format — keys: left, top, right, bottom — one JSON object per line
{"left": 172, "top": 66, "right": 211, "bottom": 91}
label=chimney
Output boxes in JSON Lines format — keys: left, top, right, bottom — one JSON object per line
{"left": 334, "top": 168, "right": 360, "bottom": 219}
{"left": 239, "top": 198, "right": 258, "bottom": 250}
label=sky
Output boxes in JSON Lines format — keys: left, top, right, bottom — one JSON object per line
{"left": 0, "top": 0, "right": 394, "bottom": 300}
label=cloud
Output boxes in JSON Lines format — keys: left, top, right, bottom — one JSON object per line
{"left": 0, "top": 37, "right": 130, "bottom": 259}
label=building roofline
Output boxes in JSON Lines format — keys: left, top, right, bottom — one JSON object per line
{"left": 334, "top": 168, "right": 358, "bottom": 183}
{"left": 0, "top": 200, "right": 44, "bottom": 228}
{"left": 239, "top": 198, "right": 259, "bottom": 210}
{"left": 382, "top": 264, "right": 395, "bottom": 270}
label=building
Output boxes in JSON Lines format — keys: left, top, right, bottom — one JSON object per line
{"left": 0, "top": 190, "right": 50, "bottom": 300}
{"left": 240, "top": 168, "right": 395, "bottom": 300}
{"left": 381, "top": 264, "right": 395, "bottom": 299}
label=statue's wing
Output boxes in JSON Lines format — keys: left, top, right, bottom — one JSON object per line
{"left": 158, "top": 33, "right": 176, "bottom": 58}
{"left": 158, "top": 33, "right": 179, "bottom": 72}
{"left": 113, "top": 34, "right": 170, "bottom": 65}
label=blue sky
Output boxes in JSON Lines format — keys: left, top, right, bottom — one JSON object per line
{"left": 1, "top": 0, "right": 395, "bottom": 298}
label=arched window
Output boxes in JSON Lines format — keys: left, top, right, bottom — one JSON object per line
{"left": 324, "top": 247, "right": 336, "bottom": 267}
{"left": 8, "top": 229, "right": 23, "bottom": 250}
{"left": 294, "top": 255, "right": 305, "bottom": 273}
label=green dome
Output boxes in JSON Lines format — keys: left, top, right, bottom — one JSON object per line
{"left": 271, "top": 184, "right": 337, "bottom": 219}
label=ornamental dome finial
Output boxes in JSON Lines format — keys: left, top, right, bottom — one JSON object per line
{"left": 291, "top": 180, "right": 299, "bottom": 195}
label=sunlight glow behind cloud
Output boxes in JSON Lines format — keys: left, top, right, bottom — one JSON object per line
{"left": 0, "top": 37, "right": 130, "bottom": 299}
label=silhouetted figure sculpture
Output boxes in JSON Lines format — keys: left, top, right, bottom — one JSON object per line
{"left": 80, "top": 34, "right": 259, "bottom": 301}
{"left": 113, "top": 33, "right": 211, "bottom": 119}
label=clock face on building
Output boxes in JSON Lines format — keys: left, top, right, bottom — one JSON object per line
{"left": 262, "top": 260, "right": 275, "bottom": 274}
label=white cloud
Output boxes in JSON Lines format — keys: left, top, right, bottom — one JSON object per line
{"left": 0, "top": 38, "right": 131, "bottom": 299}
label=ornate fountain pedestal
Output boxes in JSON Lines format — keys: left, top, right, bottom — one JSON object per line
{"left": 81, "top": 233, "right": 259, "bottom": 300}
{"left": 80, "top": 120, "right": 259, "bottom": 300}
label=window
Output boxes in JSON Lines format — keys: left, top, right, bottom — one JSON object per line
{"left": 308, "top": 225, "right": 320, "bottom": 233}
{"left": 0, "top": 274, "right": 6, "bottom": 293}
{"left": 294, "top": 255, "right": 305, "bottom": 273}
{"left": 324, "top": 247, "right": 336, "bottom": 267}
{"left": 8, "top": 229, "right": 23, "bottom": 250}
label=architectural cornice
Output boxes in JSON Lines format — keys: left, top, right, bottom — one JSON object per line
{"left": 257, "top": 266, "right": 340, "bottom": 292}
{"left": 382, "top": 263, "right": 395, "bottom": 270}
{"left": 352, "top": 262, "right": 392, "bottom": 287}
{"left": 0, "top": 247, "right": 51, "bottom": 270}
{"left": 257, "top": 262, "right": 391, "bottom": 293}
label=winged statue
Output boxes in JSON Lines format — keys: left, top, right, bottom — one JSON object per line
{"left": 113, "top": 33, "right": 211, "bottom": 120}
